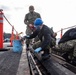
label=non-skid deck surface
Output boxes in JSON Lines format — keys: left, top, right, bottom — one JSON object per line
{"left": 0, "top": 50, "right": 21, "bottom": 75}
{"left": 0, "top": 47, "right": 30, "bottom": 75}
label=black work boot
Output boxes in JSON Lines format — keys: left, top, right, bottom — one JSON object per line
{"left": 61, "top": 52, "right": 71, "bottom": 63}
{"left": 42, "top": 53, "right": 51, "bottom": 60}
{"left": 41, "top": 49, "right": 51, "bottom": 60}
{"left": 71, "top": 57, "right": 76, "bottom": 66}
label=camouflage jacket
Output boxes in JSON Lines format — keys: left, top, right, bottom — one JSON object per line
{"left": 24, "top": 12, "right": 41, "bottom": 26}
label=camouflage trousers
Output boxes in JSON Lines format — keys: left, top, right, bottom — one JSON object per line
{"left": 26, "top": 27, "right": 32, "bottom": 44}
{"left": 59, "top": 39, "right": 76, "bottom": 57}
{"left": 34, "top": 36, "right": 39, "bottom": 42}
{"left": 32, "top": 40, "right": 51, "bottom": 54}
{"left": 32, "top": 40, "right": 41, "bottom": 49}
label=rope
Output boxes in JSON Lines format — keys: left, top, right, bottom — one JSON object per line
{"left": 56, "top": 25, "right": 76, "bottom": 33}
{"left": 63, "top": 25, "right": 76, "bottom": 30}
{"left": 3, "top": 14, "right": 18, "bottom": 33}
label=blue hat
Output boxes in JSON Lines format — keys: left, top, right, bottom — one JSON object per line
{"left": 34, "top": 18, "right": 43, "bottom": 27}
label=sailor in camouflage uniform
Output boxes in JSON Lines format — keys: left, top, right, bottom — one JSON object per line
{"left": 56, "top": 28, "right": 76, "bottom": 65}
{"left": 24, "top": 5, "right": 41, "bottom": 49}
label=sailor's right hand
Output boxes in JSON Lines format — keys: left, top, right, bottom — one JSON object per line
{"left": 25, "top": 35, "right": 30, "bottom": 38}
{"left": 21, "top": 35, "right": 30, "bottom": 41}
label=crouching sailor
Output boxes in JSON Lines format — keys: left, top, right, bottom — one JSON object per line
{"left": 21, "top": 18, "right": 55, "bottom": 59}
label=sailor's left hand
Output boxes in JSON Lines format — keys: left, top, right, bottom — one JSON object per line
{"left": 34, "top": 47, "right": 42, "bottom": 53}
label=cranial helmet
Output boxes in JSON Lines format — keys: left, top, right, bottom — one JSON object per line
{"left": 34, "top": 18, "right": 43, "bottom": 27}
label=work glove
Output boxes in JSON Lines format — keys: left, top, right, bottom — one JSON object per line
{"left": 34, "top": 47, "right": 42, "bottom": 53}
{"left": 25, "top": 35, "right": 30, "bottom": 38}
